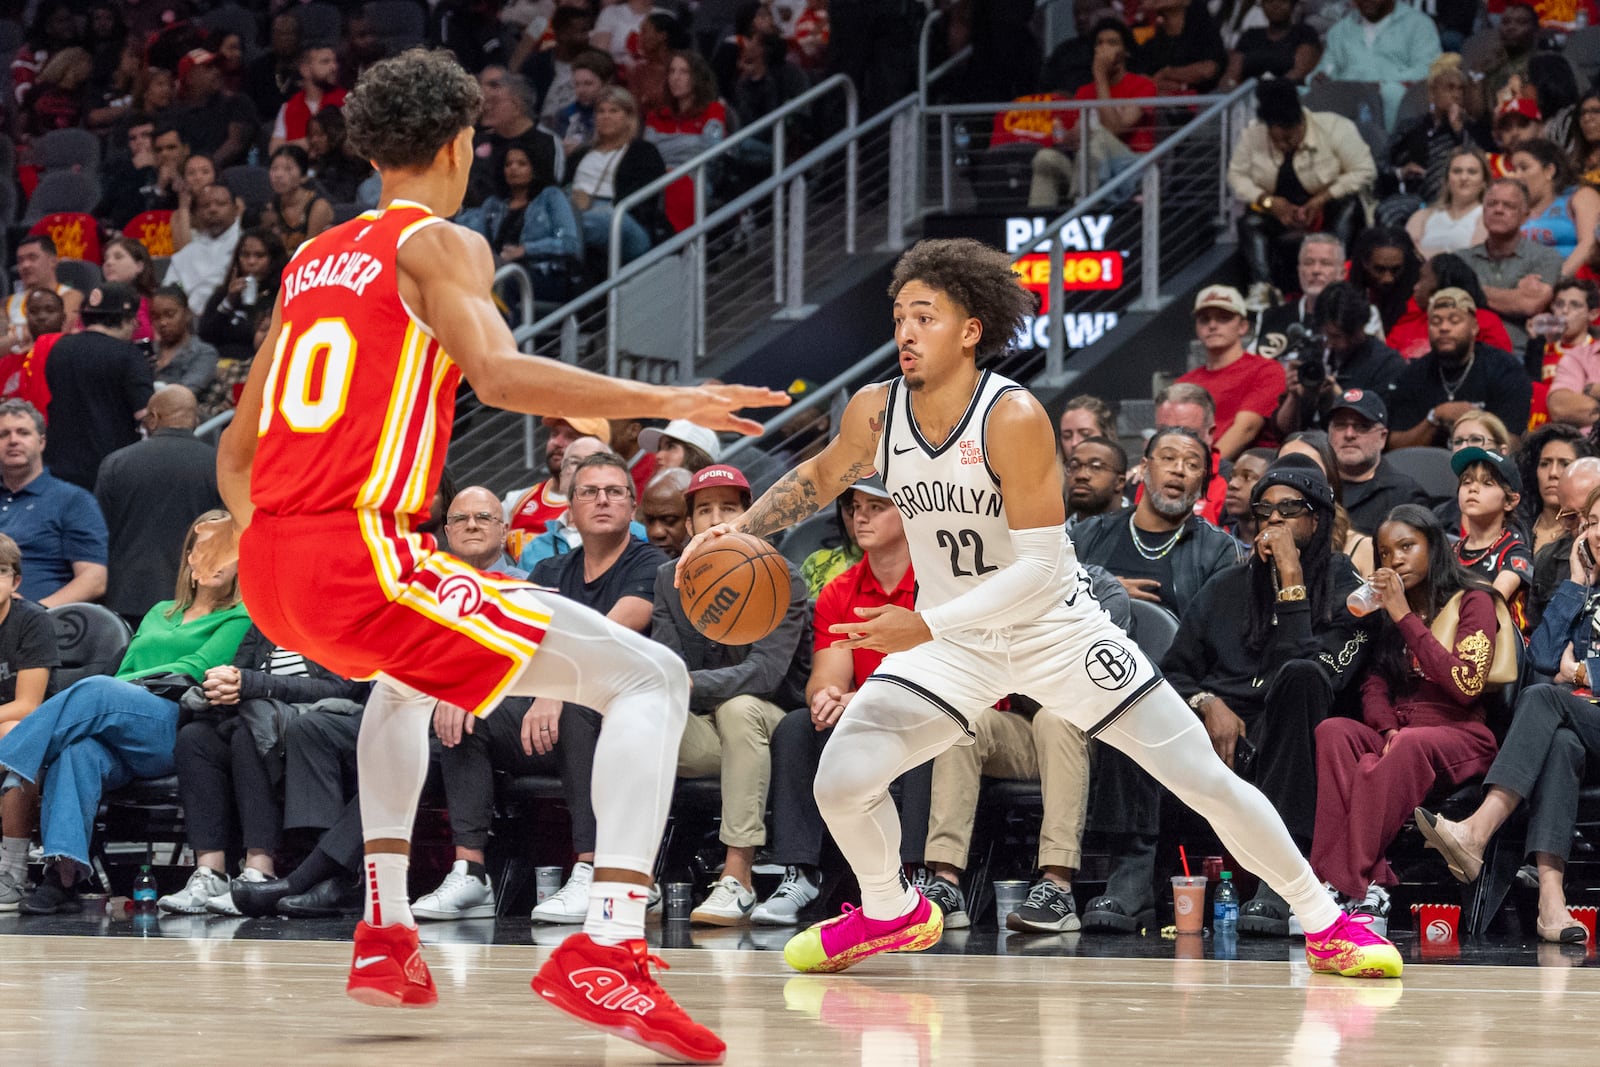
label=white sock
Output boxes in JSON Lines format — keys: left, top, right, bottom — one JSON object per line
{"left": 355, "top": 682, "right": 434, "bottom": 928}
{"left": 860, "top": 861, "right": 920, "bottom": 922}
{"left": 0, "top": 837, "right": 28, "bottom": 883}
{"left": 584, "top": 880, "right": 648, "bottom": 945}
{"left": 364, "top": 853, "right": 413, "bottom": 928}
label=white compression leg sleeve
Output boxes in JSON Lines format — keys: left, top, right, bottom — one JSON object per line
{"left": 816, "top": 679, "right": 968, "bottom": 920}
{"left": 507, "top": 592, "right": 689, "bottom": 874}
{"left": 1095, "top": 684, "right": 1343, "bottom": 935}
{"left": 356, "top": 680, "right": 437, "bottom": 928}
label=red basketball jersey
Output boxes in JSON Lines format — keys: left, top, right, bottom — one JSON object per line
{"left": 241, "top": 200, "right": 551, "bottom": 715}
{"left": 252, "top": 201, "right": 456, "bottom": 521}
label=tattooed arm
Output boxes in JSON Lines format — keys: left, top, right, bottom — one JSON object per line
{"left": 674, "top": 383, "right": 886, "bottom": 584}
{"left": 737, "top": 383, "right": 888, "bottom": 538}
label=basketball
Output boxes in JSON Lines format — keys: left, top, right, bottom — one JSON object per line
{"left": 679, "top": 532, "right": 790, "bottom": 645}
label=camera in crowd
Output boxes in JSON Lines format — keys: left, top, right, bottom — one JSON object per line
{"left": 1281, "top": 322, "right": 1328, "bottom": 387}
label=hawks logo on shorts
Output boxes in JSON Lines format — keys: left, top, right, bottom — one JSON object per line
{"left": 436, "top": 573, "right": 485, "bottom": 619}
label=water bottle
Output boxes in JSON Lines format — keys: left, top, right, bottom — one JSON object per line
{"left": 242, "top": 274, "right": 259, "bottom": 307}
{"left": 132, "top": 865, "right": 158, "bottom": 912}
{"left": 953, "top": 122, "right": 971, "bottom": 169}
{"left": 1214, "top": 871, "right": 1239, "bottom": 929}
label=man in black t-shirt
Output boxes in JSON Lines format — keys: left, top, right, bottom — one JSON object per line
{"left": 0, "top": 529, "right": 64, "bottom": 908}
{"left": 1385, "top": 287, "right": 1533, "bottom": 450}
{"left": 41, "top": 284, "right": 155, "bottom": 491}
{"left": 417, "top": 452, "right": 667, "bottom": 924}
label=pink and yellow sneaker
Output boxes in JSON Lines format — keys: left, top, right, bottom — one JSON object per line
{"left": 783, "top": 892, "right": 943, "bottom": 973}
{"left": 1304, "top": 912, "right": 1404, "bottom": 978}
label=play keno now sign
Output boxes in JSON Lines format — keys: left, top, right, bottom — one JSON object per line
{"left": 926, "top": 213, "right": 1129, "bottom": 350}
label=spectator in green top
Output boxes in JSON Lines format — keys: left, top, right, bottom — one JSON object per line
{"left": 0, "top": 509, "right": 251, "bottom": 914}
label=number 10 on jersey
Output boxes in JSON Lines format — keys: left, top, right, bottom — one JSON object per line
{"left": 258, "top": 318, "right": 357, "bottom": 434}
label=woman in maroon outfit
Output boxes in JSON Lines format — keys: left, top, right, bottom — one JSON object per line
{"left": 1309, "top": 504, "right": 1507, "bottom": 935}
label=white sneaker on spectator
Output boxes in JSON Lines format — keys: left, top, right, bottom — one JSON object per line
{"left": 690, "top": 875, "right": 757, "bottom": 926}
{"left": 206, "top": 867, "right": 270, "bottom": 916}
{"left": 751, "top": 866, "right": 821, "bottom": 926}
{"left": 158, "top": 867, "right": 229, "bottom": 914}
{"left": 0, "top": 870, "right": 24, "bottom": 912}
{"left": 413, "top": 860, "right": 497, "bottom": 920}
{"left": 530, "top": 861, "right": 593, "bottom": 924}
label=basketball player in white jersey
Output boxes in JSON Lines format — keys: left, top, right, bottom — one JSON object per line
{"left": 680, "top": 238, "right": 1402, "bottom": 978}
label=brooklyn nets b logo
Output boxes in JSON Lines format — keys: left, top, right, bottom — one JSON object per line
{"left": 1085, "top": 640, "right": 1135, "bottom": 690}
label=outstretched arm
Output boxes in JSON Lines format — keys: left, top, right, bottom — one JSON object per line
{"left": 408, "top": 223, "right": 787, "bottom": 429}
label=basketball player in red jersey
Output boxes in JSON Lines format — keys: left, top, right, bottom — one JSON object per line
{"left": 197, "top": 49, "right": 785, "bottom": 1064}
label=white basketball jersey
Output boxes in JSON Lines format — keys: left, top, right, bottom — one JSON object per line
{"left": 875, "top": 369, "right": 1097, "bottom": 631}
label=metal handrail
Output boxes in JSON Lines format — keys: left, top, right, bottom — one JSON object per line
{"left": 925, "top": 93, "right": 1235, "bottom": 116}
{"left": 722, "top": 81, "right": 1256, "bottom": 460}
{"left": 606, "top": 73, "right": 859, "bottom": 280}
{"left": 721, "top": 340, "right": 895, "bottom": 461}
{"left": 493, "top": 261, "right": 536, "bottom": 334}
{"left": 515, "top": 95, "right": 917, "bottom": 374}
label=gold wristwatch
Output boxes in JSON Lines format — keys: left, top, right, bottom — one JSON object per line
{"left": 1259, "top": 195, "right": 1276, "bottom": 212}
{"left": 1276, "top": 584, "right": 1308, "bottom": 603}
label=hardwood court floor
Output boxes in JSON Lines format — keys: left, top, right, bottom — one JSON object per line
{"left": 3, "top": 927, "right": 1600, "bottom": 1064}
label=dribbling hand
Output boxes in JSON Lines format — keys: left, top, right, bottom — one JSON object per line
{"left": 674, "top": 522, "right": 735, "bottom": 588}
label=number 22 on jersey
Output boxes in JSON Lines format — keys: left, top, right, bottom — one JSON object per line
{"left": 259, "top": 318, "right": 357, "bottom": 434}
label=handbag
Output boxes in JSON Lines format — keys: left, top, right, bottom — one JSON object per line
{"left": 1427, "top": 590, "right": 1519, "bottom": 689}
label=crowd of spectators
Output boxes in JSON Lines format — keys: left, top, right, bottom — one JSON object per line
{"left": 11, "top": 1, "right": 1600, "bottom": 948}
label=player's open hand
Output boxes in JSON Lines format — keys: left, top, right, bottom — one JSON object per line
{"left": 673, "top": 522, "right": 735, "bottom": 588}
{"left": 829, "top": 604, "right": 932, "bottom": 654}
{"left": 669, "top": 383, "right": 791, "bottom": 437}
{"left": 189, "top": 515, "right": 241, "bottom": 585}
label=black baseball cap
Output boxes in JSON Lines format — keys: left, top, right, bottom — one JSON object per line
{"left": 1328, "top": 387, "right": 1387, "bottom": 427}
{"left": 1451, "top": 446, "right": 1522, "bottom": 493}
{"left": 80, "top": 282, "right": 140, "bottom": 321}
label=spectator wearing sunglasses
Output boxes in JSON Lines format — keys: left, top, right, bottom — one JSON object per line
{"left": 1160, "top": 455, "right": 1375, "bottom": 936}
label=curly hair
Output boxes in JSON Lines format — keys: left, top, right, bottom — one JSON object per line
{"left": 888, "top": 239, "right": 1035, "bottom": 363}
{"left": 344, "top": 48, "right": 482, "bottom": 171}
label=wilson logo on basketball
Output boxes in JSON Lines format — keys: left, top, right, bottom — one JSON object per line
{"left": 438, "top": 574, "right": 484, "bottom": 618}
{"left": 695, "top": 585, "right": 742, "bottom": 628}
{"left": 568, "top": 966, "right": 656, "bottom": 1016}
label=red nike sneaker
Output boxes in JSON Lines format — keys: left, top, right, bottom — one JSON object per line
{"left": 345, "top": 920, "right": 439, "bottom": 1008}
{"left": 531, "top": 932, "right": 726, "bottom": 1065}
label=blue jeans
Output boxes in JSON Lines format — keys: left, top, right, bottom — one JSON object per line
{"left": 0, "top": 676, "right": 180, "bottom": 866}
{"left": 580, "top": 199, "right": 652, "bottom": 263}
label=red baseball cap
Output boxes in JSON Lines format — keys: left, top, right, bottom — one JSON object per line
{"left": 1495, "top": 97, "right": 1541, "bottom": 124}
{"left": 685, "top": 464, "right": 751, "bottom": 500}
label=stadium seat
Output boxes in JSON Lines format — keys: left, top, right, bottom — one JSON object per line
{"left": 1383, "top": 446, "right": 1457, "bottom": 505}
{"left": 33, "top": 128, "right": 100, "bottom": 175}
{"left": 27, "top": 210, "right": 101, "bottom": 262}
{"left": 296, "top": 2, "right": 344, "bottom": 48}
{"left": 364, "top": 0, "right": 426, "bottom": 55}
{"left": 1128, "top": 599, "right": 1179, "bottom": 663}
{"left": 21, "top": 173, "right": 101, "bottom": 226}
{"left": 198, "top": 4, "right": 261, "bottom": 61}
{"left": 220, "top": 164, "right": 273, "bottom": 211}
{"left": 47, "top": 604, "right": 132, "bottom": 695}
{"left": 53, "top": 257, "right": 102, "bottom": 294}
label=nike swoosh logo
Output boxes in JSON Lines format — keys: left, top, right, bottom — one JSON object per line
{"left": 892, "top": 444, "right": 916, "bottom": 455}
{"left": 354, "top": 955, "right": 388, "bottom": 969}
{"left": 626, "top": 891, "right": 649, "bottom": 901}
